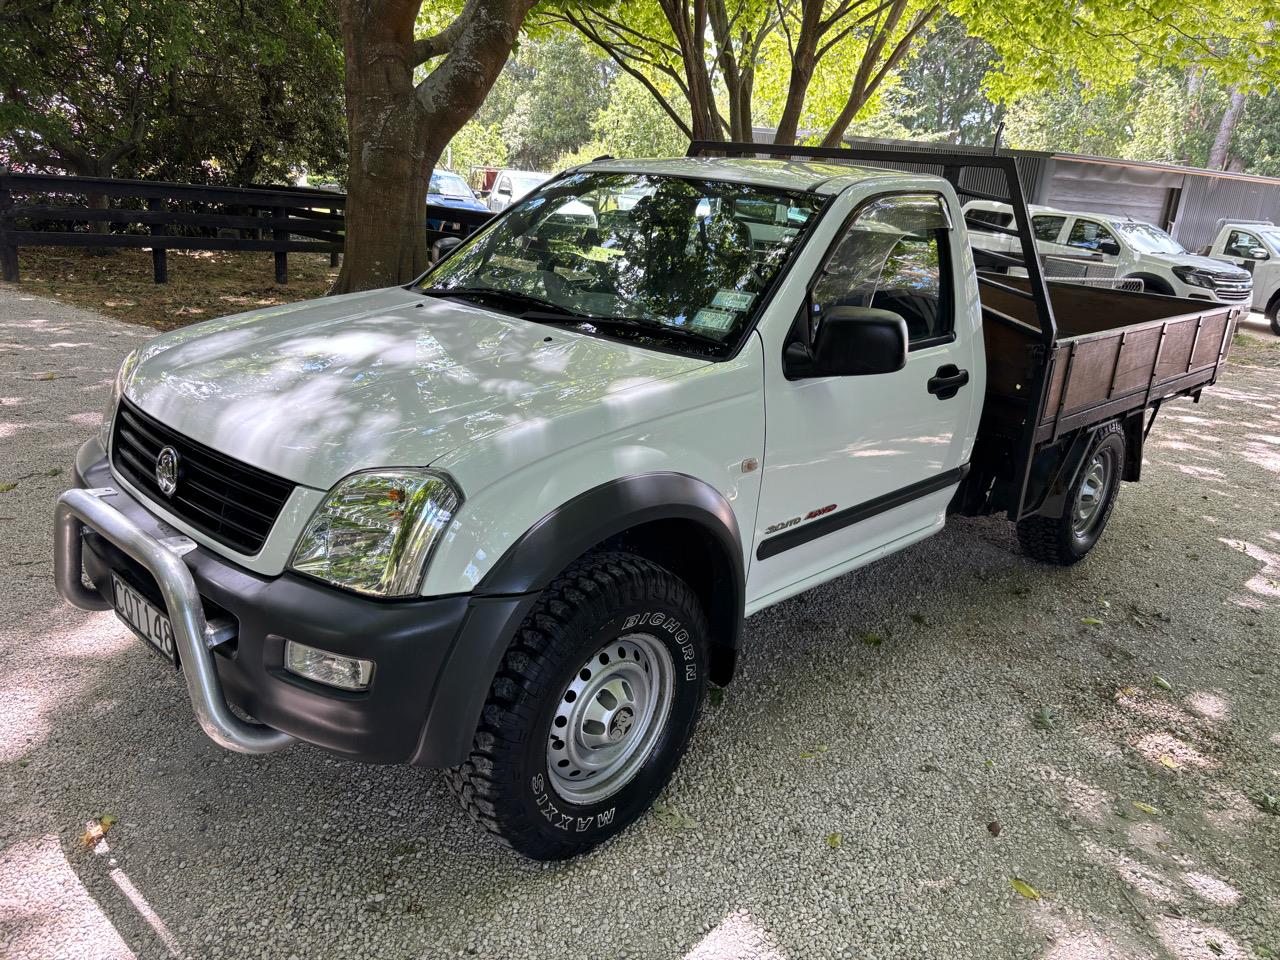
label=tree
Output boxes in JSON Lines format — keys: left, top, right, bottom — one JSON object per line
{"left": 0, "top": 0, "right": 345, "bottom": 185}
{"left": 332, "top": 0, "right": 536, "bottom": 292}
{"left": 893, "top": 15, "right": 1003, "bottom": 146}
{"left": 554, "top": 0, "right": 937, "bottom": 146}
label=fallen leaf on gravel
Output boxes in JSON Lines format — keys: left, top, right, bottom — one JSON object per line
{"left": 860, "top": 632, "right": 884, "bottom": 647}
{"left": 708, "top": 687, "right": 724, "bottom": 708}
{"left": 652, "top": 805, "right": 699, "bottom": 831}
{"left": 825, "top": 832, "right": 842, "bottom": 849}
{"left": 1131, "top": 801, "right": 1161, "bottom": 816}
{"left": 1081, "top": 617, "right": 1104, "bottom": 626}
{"left": 1206, "top": 939, "right": 1223, "bottom": 956}
{"left": 1032, "top": 705, "right": 1056, "bottom": 729}
{"left": 1010, "top": 878, "right": 1041, "bottom": 900}
{"left": 987, "top": 821, "right": 1001, "bottom": 837}
{"left": 909, "top": 612, "right": 926, "bottom": 624}
{"left": 103, "top": 300, "right": 137, "bottom": 308}
{"left": 1159, "top": 756, "right": 1180, "bottom": 770}
{"left": 171, "top": 306, "right": 205, "bottom": 316}
{"left": 1255, "top": 792, "right": 1279, "bottom": 815}
{"left": 1153, "top": 675, "right": 1173, "bottom": 692}
{"left": 79, "top": 815, "right": 118, "bottom": 847}
{"left": 0, "top": 482, "right": 15, "bottom": 493}
{"left": 32, "top": 372, "right": 58, "bottom": 380}
{"left": 1114, "top": 686, "right": 1140, "bottom": 700}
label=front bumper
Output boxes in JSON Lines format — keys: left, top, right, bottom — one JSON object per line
{"left": 56, "top": 443, "right": 536, "bottom": 766}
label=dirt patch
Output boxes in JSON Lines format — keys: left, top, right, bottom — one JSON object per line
{"left": 0, "top": 247, "right": 338, "bottom": 330}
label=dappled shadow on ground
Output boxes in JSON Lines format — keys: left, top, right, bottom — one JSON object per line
{"left": 2, "top": 293, "right": 1278, "bottom": 960}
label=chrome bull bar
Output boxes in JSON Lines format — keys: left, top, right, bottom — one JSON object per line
{"left": 54, "top": 486, "right": 294, "bottom": 755}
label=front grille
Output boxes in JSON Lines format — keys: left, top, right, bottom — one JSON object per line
{"left": 111, "top": 399, "right": 295, "bottom": 555}
{"left": 1212, "top": 284, "right": 1253, "bottom": 301}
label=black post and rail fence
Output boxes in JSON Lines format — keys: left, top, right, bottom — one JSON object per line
{"left": 0, "top": 171, "right": 491, "bottom": 285}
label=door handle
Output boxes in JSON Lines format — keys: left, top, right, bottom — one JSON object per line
{"left": 927, "top": 364, "right": 969, "bottom": 400}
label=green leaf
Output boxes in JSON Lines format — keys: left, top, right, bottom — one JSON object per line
{"left": 860, "top": 632, "right": 884, "bottom": 647}
{"left": 1081, "top": 617, "right": 1104, "bottom": 626}
{"left": 1010, "top": 878, "right": 1041, "bottom": 900}
{"left": 1153, "top": 675, "right": 1173, "bottom": 692}
{"left": 652, "top": 804, "right": 699, "bottom": 831}
{"left": 0, "top": 482, "right": 15, "bottom": 493}
{"left": 708, "top": 687, "right": 724, "bottom": 708}
{"left": 1131, "top": 801, "right": 1160, "bottom": 816}
{"left": 1207, "top": 940, "right": 1223, "bottom": 956}
{"left": 826, "top": 832, "right": 842, "bottom": 849}
{"left": 1032, "top": 705, "right": 1056, "bottom": 729}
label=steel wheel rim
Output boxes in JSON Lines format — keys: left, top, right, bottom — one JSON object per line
{"left": 1072, "top": 450, "right": 1112, "bottom": 537}
{"left": 546, "top": 633, "right": 675, "bottom": 805}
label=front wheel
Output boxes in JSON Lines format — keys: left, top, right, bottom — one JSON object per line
{"left": 1017, "top": 422, "right": 1125, "bottom": 565}
{"left": 1266, "top": 296, "right": 1280, "bottom": 336}
{"left": 446, "top": 551, "right": 708, "bottom": 860}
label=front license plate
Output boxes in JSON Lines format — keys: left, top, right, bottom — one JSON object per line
{"left": 111, "top": 572, "right": 178, "bottom": 667}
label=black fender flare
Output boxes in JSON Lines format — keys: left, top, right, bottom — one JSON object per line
{"left": 411, "top": 473, "right": 746, "bottom": 766}
{"left": 1124, "top": 272, "right": 1175, "bottom": 296}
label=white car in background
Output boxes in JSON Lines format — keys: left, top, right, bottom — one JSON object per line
{"left": 1204, "top": 221, "right": 1280, "bottom": 334}
{"left": 486, "top": 169, "right": 552, "bottom": 212}
{"left": 964, "top": 200, "right": 1253, "bottom": 306}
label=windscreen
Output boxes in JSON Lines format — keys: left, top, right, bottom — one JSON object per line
{"left": 430, "top": 172, "right": 474, "bottom": 199}
{"left": 418, "top": 171, "right": 825, "bottom": 356}
{"left": 1113, "top": 221, "right": 1185, "bottom": 255}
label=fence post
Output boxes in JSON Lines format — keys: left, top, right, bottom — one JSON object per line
{"left": 273, "top": 207, "right": 287, "bottom": 284}
{"left": 147, "top": 197, "right": 168, "bottom": 283}
{"left": 0, "top": 171, "right": 19, "bottom": 283}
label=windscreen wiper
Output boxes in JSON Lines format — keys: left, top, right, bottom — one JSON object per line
{"left": 418, "top": 286, "right": 573, "bottom": 317}
{"left": 522, "top": 311, "right": 726, "bottom": 351}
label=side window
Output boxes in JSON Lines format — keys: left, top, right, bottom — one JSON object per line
{"left": 966, "top": 208, "right": 1013, "bottom": 233}
{"left": 1066, "top": 219, "right": 1116, "bottom": 252}
{"left": 1033, "top": 215, "right": 1066, "bottom": 242}
{"left": 812, "top": 194, "right": 953, "bottom": 348}
{"left": 1226, "top": 230, "right": 1266, "bottom": 259}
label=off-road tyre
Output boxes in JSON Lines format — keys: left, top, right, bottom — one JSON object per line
{"left": 445, "top": 551, "right": 708, "bottom": 861}
{"left": 1017, "top": 421, "right": 1125, "bottom": 565}
{"left": 1266, "top": 294, "right": 1280, "bottom": 336}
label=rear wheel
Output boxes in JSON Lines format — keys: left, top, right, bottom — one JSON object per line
{"left": 1017, "top": 422, "right": 1125, "bottom": 565}
{"left": 446, "top": 551, "right": 708, "bottom": 861}
{"left": 1266, "top": 295, "right": 1280, "bottom": 336}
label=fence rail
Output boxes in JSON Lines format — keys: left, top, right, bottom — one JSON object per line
{"left": 0, "top": 172, "right": 491, "bottom": 284}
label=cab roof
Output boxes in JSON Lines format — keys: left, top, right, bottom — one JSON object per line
{"left": 579, "top": 156, "right": 921, "bottom": 195}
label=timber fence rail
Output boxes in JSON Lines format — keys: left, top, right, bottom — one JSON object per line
{"left": 0, "top": 172, "right": 491, "bottom": 285}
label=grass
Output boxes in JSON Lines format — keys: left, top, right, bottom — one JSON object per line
{"left": 1, "top": 247, "right": 339, "bottom": 330}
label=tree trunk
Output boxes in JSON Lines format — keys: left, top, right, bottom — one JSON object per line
{"left": 1208, "top": 89, "right": 1246, "bottom": 170}
{"left": 332, "top": 10, "right": 432, "bottom": 293}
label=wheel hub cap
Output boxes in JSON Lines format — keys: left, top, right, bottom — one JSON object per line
{"left": 547, "top": 633, "right": 674, "bottom": 805}
{"left": 1073, "top": 451, "right": 1110, "bottom": 535}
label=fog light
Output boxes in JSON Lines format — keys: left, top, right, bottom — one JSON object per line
{"left": 284, "top": 641, "right": 373, "bottom": 691}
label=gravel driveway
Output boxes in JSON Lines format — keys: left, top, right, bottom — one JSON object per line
{"left": 2, "top": 289, "right": 1278, "bottom": 960}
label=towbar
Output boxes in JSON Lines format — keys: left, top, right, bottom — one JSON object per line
{"left": 54, "top": 487, "right": 295, "bottom": 755}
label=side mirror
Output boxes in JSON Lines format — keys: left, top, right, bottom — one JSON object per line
{"left": 786, "top": 306, "right": 907, "bottom": 379}
{"left": 497, "top": 185, "right": 512, "bottom": 197}
{"left": 1250, "top": 247, "right": 1268, "bottom": 260}
{"left": 1098, "top": 239, "right": 1121, "bottom": 256}
{"left": 431, "top": 236, "right": 463, "bottom": 263}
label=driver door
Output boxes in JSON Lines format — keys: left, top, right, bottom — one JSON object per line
{"left": 747, "top": 191, "right": 980, "bottom": 607}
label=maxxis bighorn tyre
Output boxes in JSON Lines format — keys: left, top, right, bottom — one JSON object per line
{"left": 445, "top": 551, "right": 709, "bottom": 861}
{"left": 1017, "top": 421, "right": 1125, "bottom": 565}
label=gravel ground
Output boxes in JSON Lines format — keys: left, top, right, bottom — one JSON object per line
{"left": 2, "top": 289, "right": 1278, "bottom": 960}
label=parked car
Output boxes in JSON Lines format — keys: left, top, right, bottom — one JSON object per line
{"left": 428, "top": 169, "right": 488, "bottom": 213}
{"left": 55, "top": 146, "right": 1245, "bottom": 862}
{"left": 965, "top": 200, "right": 1253, "bottom": 305}
{"left": 1203, "top": 220, "right": 1280, "bottom": 334}
{"left": 486, "top": 169, "right": 551, "bottom": 212}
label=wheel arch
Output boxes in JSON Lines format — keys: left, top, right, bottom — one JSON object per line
{"left": 1125, "top": 272, "right": 1175, "bottom": 295}
{"left": 475, "top": 472, "right": 746, "bottom": 685}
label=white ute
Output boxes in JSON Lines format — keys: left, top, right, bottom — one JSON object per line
{"left": 54, "top": 144, "right": 1244, "bottom": 860}
{"left": 1203, "top": 220, "right": 1280, "bottom": 334}
{"left": 965, "top": 199, "right": 1254, "bottom": 305}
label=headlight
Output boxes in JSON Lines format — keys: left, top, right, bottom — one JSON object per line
{"left": 1172, "top": 266, "right": 1213, "bottom": 288}
{"left": 99, "top": 348, "right": 138, "bottom": 450}
{"left": 289, "top": 469, "right": 461, "bottom": 597}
